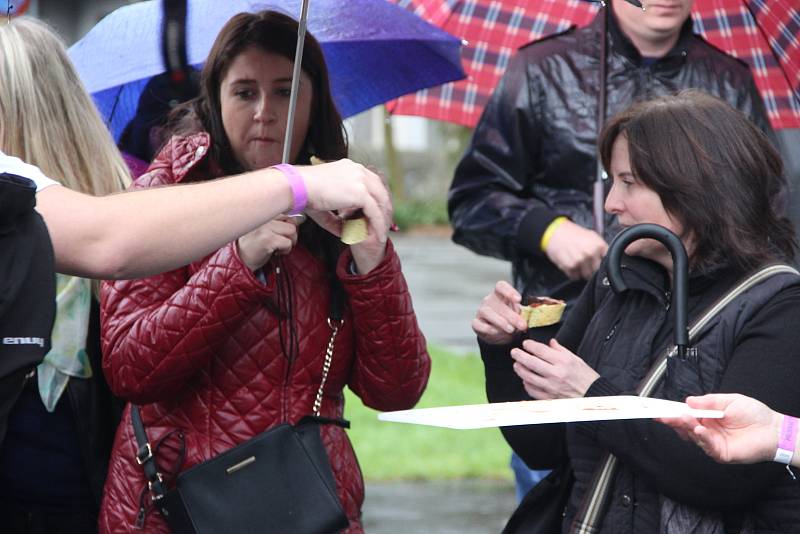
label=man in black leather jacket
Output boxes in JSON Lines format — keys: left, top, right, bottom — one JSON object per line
{"left": 449, "top": 0, "right": 776, "bottom": 499}
{"left": 449, "top": 0, "right": 775, "bottom": 308}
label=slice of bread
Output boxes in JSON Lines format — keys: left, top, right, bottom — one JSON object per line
{"left": 520, "top": 297, "right": 566, "bottom": 328}
{"left": 341, "top": 217, "right": 368, "bottom": 245}
{"left": 310, "top": 156, "right": 369, "bottom": 245}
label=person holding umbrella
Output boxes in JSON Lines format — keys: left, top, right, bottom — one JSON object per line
{"left": 0, "top": 15, "right": 393, "bottom": 534}
{"left": 99, "top": 11, "right": 430, "bottom": 534}
{"left": 472, "top": 90, "right": 800, "bottom": 532}
{"left": 449, "top": 0, "right": 777, "bottom": 496}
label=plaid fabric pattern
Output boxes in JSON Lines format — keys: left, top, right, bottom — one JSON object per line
{"left": 692, "top": 0, "right": 800, "bottom": 129}
{"left": 387, "top": 0, "right": 597, "bottom": 127}
{"left": 389, "top": 0, "right": 800, "bottom": 129}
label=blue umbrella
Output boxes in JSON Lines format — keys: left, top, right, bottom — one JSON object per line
{"left": 68, "top": 0, "right": 465, "bottom": 141}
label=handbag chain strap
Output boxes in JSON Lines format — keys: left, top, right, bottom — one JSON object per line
{"left": 313, "top": 317, "right": 342, "bottom": 417}
{"left": 570, "top": 263, "right": 799, "bottom": 534}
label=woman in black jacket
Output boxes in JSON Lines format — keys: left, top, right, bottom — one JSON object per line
{"left": 474, "top": 90, "right": 800, "bottom": 533}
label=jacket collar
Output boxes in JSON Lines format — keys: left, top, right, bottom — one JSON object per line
{"left": 612, "top": 254, "right": 741, "bottom": 306}
{"left": 161, "top": 132, "right": 218, "bottom": 183}
{"left": 592, "top": 7, "right": 693, "bottom": 67}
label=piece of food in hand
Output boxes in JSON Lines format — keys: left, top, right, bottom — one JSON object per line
{"left": 520, "top": 296, "right": 566, "bottom": 328}
{"left": 310, "top": 155, "right": 368, "bottom": 244}
{"left": 341, "top": 209, "right": 368, "bottom": 245}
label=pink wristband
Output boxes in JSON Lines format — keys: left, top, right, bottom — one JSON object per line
{"left": 774, "top": 414, "right": 798, "bottom": 464}
{"left": 272, "top": 163, "right": 307, "bottom": 215}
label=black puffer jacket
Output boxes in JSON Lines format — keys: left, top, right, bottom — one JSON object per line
{"left": 449, "top": 10, "right": 775, "bottom": 302}
{"left": 482, "top": 257, "right": 800, "bottom": 533}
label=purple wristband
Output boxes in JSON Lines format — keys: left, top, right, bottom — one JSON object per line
{"left": 775, "top": 414, "right": 798, "bottom": 464}
{"left": 272, "top": 163, "right": 307, "bottom": 215}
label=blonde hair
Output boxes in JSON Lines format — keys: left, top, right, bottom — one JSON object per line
{"left": 0, "top": 17, "right": 131, "bottom": 196}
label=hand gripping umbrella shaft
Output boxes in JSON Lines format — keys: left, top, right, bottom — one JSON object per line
{"left": 606, "top": 224, "right": 689, "bottom": 357}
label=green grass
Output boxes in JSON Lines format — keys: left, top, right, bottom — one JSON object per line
{"left": 392, "top": 198, "right": 450, "bottom": 229}
{"left": 344, "top": 346, "right": 512, "bottom": 481}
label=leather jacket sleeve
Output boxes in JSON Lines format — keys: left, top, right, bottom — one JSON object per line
{"left": 448, "top": 51, "right": 561, "bottom": 264}
{"left": 734, "top": 73, "right": 788, "bottom": 211}
{"left": 735, "top": 72, "right": 776, "bottom": 145}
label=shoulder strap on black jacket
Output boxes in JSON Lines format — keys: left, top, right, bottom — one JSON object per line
{"left": 570, "top": 263, "right": 800, "bottom": 534}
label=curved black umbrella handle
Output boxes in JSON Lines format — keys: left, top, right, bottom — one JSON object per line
{"left": 607, "top": 224, "right": 689, "bottom": 357}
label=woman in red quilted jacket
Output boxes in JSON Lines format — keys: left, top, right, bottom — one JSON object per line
{"left": 98, "top": 11, "right": 430, "bottom": 533}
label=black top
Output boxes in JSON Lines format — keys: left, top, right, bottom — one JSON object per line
{"left": 482, "top": 258, "right": 800, "bottom": 532}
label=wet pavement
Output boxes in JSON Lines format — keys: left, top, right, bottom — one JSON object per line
{"left": 360, "top": 233, "right": 517, "bottom": 533}
{"left": 363, "top": 480, "right": 516, "bottom": 534}
{"left": 392, "top": 232, "right": 512, "bottom": 355}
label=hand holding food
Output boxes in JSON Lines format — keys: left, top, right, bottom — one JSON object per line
{"left": 310, "top": 156, "right": 369, "bottom": 245}
{"left": 472, "top": 281, "right": 529, "bottom": 345}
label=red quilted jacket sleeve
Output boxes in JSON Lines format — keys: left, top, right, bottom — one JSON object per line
{"left": 338, "top": 240, "right": 430, "bottom": 411}
{"left": 101, "top": 243, "right": 274, "bottom": 404}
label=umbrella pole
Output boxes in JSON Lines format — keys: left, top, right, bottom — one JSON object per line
{"left": 593, "top": 4, "right": 608, "bottom": 235}
{"left": 282, "top": 0, "right": 311, "bottom": 164}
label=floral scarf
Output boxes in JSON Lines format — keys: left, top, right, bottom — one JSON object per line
{"left": 37, "top": 275, "right": 92, "bottom": 412}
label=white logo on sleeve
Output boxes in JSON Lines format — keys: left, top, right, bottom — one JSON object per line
{"left": 2, "top": 337, "right": 46, "bottom": 347}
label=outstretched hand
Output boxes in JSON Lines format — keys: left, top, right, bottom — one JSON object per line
{"left": 658, "top": 394, "right": 782, "bottom": 464}
{"left": 510, "top": 338, "right": 599, "bottom": 400}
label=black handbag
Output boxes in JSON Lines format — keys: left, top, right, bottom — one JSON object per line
{"left": 132, "top": 278, "right": 350, "bottom": 534}
{"left": 501, "top": 465, "right": 574, "bottom": 534}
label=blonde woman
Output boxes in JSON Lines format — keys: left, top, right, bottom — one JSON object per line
{"left": 0, "top": 17, "right": 390, "bottom": 534}
{"left": 0, "top": 17, "right": 133, "bottom": 533}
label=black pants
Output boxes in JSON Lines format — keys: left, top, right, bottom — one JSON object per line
{"left": 0, "top": 500, "right": 97, "bottom": 534}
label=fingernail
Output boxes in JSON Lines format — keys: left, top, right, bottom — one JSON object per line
{"left": 389, "top": 223, "right": 399, "bottom": 232}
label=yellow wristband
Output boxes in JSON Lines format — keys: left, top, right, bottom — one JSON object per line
{"left": 540, "top": 216, "right": 569, "bottom": 252}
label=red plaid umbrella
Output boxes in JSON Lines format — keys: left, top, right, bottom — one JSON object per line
{"left": 388, "top": 0, "right": 800, "bottom": 130}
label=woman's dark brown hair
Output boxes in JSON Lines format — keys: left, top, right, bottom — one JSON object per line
{"left": 172, "top": 10, "right": 347, "bottom": 173}
{"left": 171, "top": 10, "right": 347, "bottom": 264}
{"left": 599, "top": 89, "right": 796, "bottom": 273}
